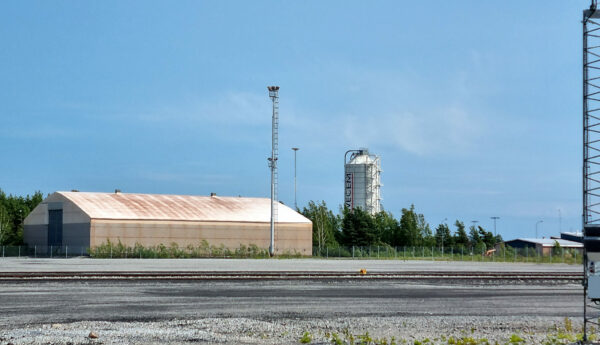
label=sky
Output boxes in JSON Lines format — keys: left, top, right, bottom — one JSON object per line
{"left": 0, "top": 1, "right": 589, "bottom": 240}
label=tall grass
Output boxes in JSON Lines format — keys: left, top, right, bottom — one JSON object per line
{"left": 88, "top": 239, "right": 293, "bottom": 258}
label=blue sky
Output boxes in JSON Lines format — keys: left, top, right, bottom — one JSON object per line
{"left": 0, "top": 1, "right": 588, "bottom": 239}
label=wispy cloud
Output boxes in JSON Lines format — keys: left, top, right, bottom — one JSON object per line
{"left": 341, "top": 106, "right": 483, "bottom": 156}
{"left": 136, "top": 92, "right": 270, "bottom": 127}
{"left": 0, "top": 125, "right": 85, "bottom": 139}
{"left": 140, "top": 171, "right": 234, "bottom": 185}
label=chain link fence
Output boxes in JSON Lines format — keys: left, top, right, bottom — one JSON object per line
{"left": 312, "top": 245, "right": 582, "bottom": 264}
{"left": 0, "top": 244, "right": 583, "bottom": 263}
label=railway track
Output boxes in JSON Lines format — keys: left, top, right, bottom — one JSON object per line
{"left": 0, "top": 271, "right": 584, "bottom": 281}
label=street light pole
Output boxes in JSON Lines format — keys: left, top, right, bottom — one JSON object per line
{"left": 558, "top": 209, "right": 562, "bottom": 233}
{"left": 441, "top": 218, "right": 447, "bottom": 255}
{"left": 535, "top": 220, "right": 543, "bottom": 238}
{"left": 491, "top": 216, "right": 500, "bottom": 237}
{"left": 292, "top": 147, "right": 299, "bottom": 210}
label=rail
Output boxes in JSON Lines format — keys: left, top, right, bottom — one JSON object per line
{"left": 0, "top": 271, "right": 583, "bottom": 281}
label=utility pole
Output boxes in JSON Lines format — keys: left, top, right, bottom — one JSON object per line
{"left": 292, "top": 147, "right": 299, "bottom": 210}
{"left": 267, "top": 86, "right": 280, "bottom": 257}
{"left": 535, "top": 220, "right": 543, "bottom": 239}
{"left": 491, "top": 216, "right": 500, "bottom": 237}
{"left": 558, "top": 209, "right": 562, "bottom": 233}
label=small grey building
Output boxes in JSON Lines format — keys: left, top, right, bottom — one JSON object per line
{"left": 501, "top": 238, "right": 583, "bottom": 256}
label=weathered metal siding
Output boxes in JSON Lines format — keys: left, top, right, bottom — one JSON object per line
{"left": 90, "top": 219, "right": 313, "bottom": 255}
{"left": 23, "top": 193, "right": 91, "bottom": 247}
{"left": 63, "top": 223, "right": 91, "bottom": 246}
{"left": 25, "top": 192, "right": 312, "bottom": 254}
{"left": 23, "top": 224, "right": 48, "bottom": 246}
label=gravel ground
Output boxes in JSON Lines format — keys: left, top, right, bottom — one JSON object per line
{"left": 0, "top": 259, "right": 584, "bottom": 344}
{"left": 0, "top": 316, "right": 582, "bottom": 345}
{"left": 0, "top": 279, "right": 585, "bottom": 345}
{"left": 0, "top": 257, "right": 582, "bottom": 273}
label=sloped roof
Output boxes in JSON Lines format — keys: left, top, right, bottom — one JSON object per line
{"left": 56, "top": 192, "right": 311, "bottom": 223}
{"left": 509, "top": 238, "right": 583, "bottom": 247}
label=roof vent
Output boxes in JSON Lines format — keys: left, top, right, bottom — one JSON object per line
{"left": 115, "top": 189, "right": 121, "bottom": 194}
{"left": 210, "top": 192, "right": 217, "bottom": 197}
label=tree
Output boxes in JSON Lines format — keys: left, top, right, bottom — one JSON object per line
{"left": 302, "top": 201, "right": 339, "bottom": 251}
{"left": 453, "top": 221, "right": 469, "bottom": 247}
{"left": 418, "top": 213, "right": 435, "bottom": 247}
{"left": 0, "top": 206, "right": 9, "bottom": 245}
{"left": 340, "top": 207, "right": 377, "bottom": 246}
{"left": 374, "top": 210, "right": 399, "bottom": 245}
{"left": 435, "top": 223, "right": 452, "bottom": 247}
{"left": 396, "top": 205, "right": 423, "bottom": 246}
{"left": 552, "top": 240, "right": 563, "bottom": 256}
{"left": 0, "top": 189, "right": 44, "bottom": 245}
{"left": 479, "top": 226, "right": 496, "bottom": 249}
{"left": 469, "top": 225, "right": 482, "bottom": 247}
{"left": 494, "top": 234, "right": 503, "bottom": 244}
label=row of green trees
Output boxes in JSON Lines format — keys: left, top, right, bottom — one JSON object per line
{"left": 301, "top": 201, "right": 502, "bottom": 252}
{"left": 0, "top": 189, "right": 43, "bottom": 245}
{"left": 0, "top": 189, "right": 502, "bottom": 252}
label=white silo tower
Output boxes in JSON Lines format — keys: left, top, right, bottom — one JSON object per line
{"left": 344, "top": 148, "right": 382, "bottom": 215}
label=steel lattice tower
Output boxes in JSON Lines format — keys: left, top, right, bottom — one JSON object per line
{"left": 583, "top": 4, "right": 600, "bottom": 341}
{"left": 268, "top": 86, "right": 280, "bottom": 257}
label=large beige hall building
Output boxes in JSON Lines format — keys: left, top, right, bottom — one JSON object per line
{"left": 24, "top": 191, "right": 313, "bottom": 255}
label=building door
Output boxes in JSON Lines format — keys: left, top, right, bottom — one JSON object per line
{"left": 48, "top": 209, "right": 63, "bottom": 246}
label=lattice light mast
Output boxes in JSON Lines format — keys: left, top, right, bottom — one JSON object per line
{"left": 267, "top": 86, "right": 280, "bottom": 257}
{"left": 583, "top": 2, "right": 600, "bottom": 341}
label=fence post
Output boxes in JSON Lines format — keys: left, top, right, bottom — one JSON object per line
{"left": 66, "top": 246, "right": 68, "bottom": 259}
{"left": 50, "top": 245, "right": 53, "bottom": 258}
{"left": 431, "top": 246, "right": 434, "bottom": 261}
{"left": 34, "top": 245, "right": 36, "bottom": 258}
{"left": 2, "top": 246, "right": 4, "bottom": 258}
{"left": 352, "top": 246, "right": 355, "bottom": 258}
{"left": 18, "top": 246, "right": 20, "bottom": 258}
{"left": 326, "top": 247, "right": 328, "bottom": 259}
{"left": 110, "top": 246, "right": 112, "bottom": 259}
{"left": 422, "top": 247, "right": 424, "bottom": 258}
{"left": 377, "top": 246, "right": 380, "bottom": 258}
